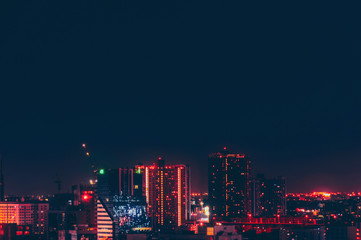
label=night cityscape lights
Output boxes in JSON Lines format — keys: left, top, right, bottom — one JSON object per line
{"left": 112, "top": 195, "right": 150, "bottom": 231}
{"left": 1, "top": 0, "right": 359, "bottom": 238}
{"left": 1, "top": 148, "right": 361, "bottom": 240}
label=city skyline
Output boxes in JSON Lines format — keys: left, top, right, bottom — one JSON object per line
{"left": 1, "top": 0, "right": 361, "bottom": 239}
{"left": 2, "top": 144, "right": 361, "bottom": 195}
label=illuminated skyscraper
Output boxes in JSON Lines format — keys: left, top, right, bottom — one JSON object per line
{"left": 136, "top": 158, "right": 191, "bottom": 230}
{"left": 208, "top": 148, "right": 251, "bottom": 220}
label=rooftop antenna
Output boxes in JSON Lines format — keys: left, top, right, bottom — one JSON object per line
{"left": 54, "top": 152, "right": 68, "bottom": 193}
{"left": 54, "top": 174, "right": 62, "bottom": 193}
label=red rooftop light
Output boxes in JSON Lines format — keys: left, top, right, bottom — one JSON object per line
{"left": 82, "top": 194, "right": 92, "bottom": 201}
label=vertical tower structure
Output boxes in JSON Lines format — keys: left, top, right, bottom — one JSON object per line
{"left": 137, "top": 158, "right": 191, "bottom": 230}
{"left": 208, "top": 148, "right": 251, "bottom": 220}
{"left": 253, "top": 174, "right": 287, "bottom": 217}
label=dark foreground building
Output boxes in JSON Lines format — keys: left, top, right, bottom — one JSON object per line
{"left": 208, "top": 148, "right": 252, "bottom": 220}
{"left": 252, "top": 174, "right": 287, "bottom": 217}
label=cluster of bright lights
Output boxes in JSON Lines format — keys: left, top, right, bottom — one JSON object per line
{"left": 111, "top": 195, "right": 150, "bottom": 231}
{"left": 191, "top": 193, "right": 208, "bottom": 197}
{"left": 287, "top": 191, "right": 361, "bottom": 202}
{"left": 113, "top": 204, "right": 146, "bottom": 219}
{"left": 311, "top": 192, "right": 331, "bottom": 197}
{"left": 191, "top": 203, "right": 210, "bottom": 223}
{"left": 113, "top": 195, "right": 142, "bottom": 203}
{"left": 82, "top": 191, "right": 93, "bottom": 201}
{"left": 113, "top": 204, "right": 149, "bottom": 229}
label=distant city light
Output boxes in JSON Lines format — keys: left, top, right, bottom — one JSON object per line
{"left": 99, "top": 169, "right": 105, "bottom": 174}
{"left": 204, "top": 206, "right": 210, "bottom": 216}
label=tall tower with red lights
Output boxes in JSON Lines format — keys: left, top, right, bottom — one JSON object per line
{"left": 208, "top": 148, "right": 252, "bottom": 220}
{"left": 0, "top": 154, "right": 4, "bottom": 202}
{"left": 136, "top": 158, "right": 191, "bottom": 230}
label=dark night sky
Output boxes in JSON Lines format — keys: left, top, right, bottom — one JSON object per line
{"left": 1, "top": 1, "right": 361, "bottom": 194}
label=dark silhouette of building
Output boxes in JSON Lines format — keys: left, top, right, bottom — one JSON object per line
{"left": 73, "top": 184, "right": 96, "bottom": 231}
{"left": 0, "top": 224, "right": 16, "bottom": 240}
{"left": 326, "top": 226, "right": 357, "bottom": 240}
{"left": 208, "top": 148, "right": 251, "bottom": 220}
{"left": 280, "top": 226, "right": 325, "bottom": 240}
{"left": 252, "top": 174, "right": 286, "bottom": 217}
{"left": 97, "top": 168, "right": 136, "bottom": 198}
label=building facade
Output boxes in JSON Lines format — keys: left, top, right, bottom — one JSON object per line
{"left": 208, "top": 148, "right": 251, "bottom": 220}
{"left": 137, "top": 158, "right": 191, "bottom": 230}
{"left": 0, "top": 202, "right": 49, "bottom": 239}
{"left": 96, "top": 168, "right": 150, "bottom": 240}
{"left": 252, "top": 174, "right": 286, "bottom": 217}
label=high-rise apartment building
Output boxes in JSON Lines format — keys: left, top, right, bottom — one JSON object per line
{"left": 136, "top": 158, "right": 191, "bottom": 230}
{"left": 208, "top": 148, "right": 251, "bottom": 220}
{"left": 252, "top": 174, "right": 286, "bottom": 217}
{"left": 0, "top": 202, "right": 49, "bottom": 239}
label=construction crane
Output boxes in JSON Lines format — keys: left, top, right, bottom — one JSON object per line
{"left": 81, "top": 143, "right": 100, "bottom": 185}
